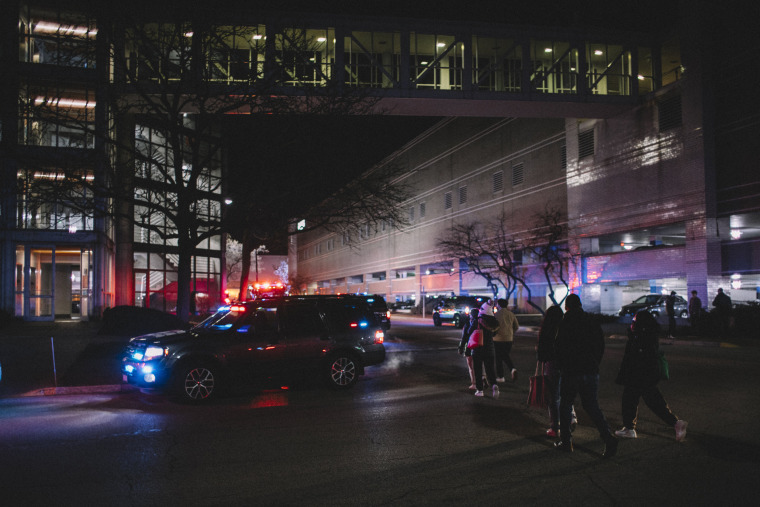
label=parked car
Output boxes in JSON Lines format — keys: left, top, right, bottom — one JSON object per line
{"left": 619, "top": 294, "right": 689, "bottom": 318}
{"left": 432, "top": 295, "right": 490, "bottom": 328}
{"left": 362, "top": 294, "right": 391, "bottom": 330}
{"left": 120, "top": 295, "right": 386, "bottom": 403}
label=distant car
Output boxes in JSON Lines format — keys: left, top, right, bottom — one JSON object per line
{"left": 390, "top": 300, "right": 415, "bottom": 311}
{"left": 362, "top": 294, "right": 391, "bottom": 330}
{"left": 121, "top": 295, "right": 386, "bottom": 403}
{"left": 619, "top": 294, "right": 689, "bottom": 318}
{"left": 432, "top": 295, "right": 490, "bottom": 328}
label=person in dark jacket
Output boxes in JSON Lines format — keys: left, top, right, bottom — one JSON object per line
{"left": 553, "top": 294, "right": 617, "bottom": 457}
{"left": 615, "top": 310, "right": 688, "bottom": 441}
{"left": 537, "top": 304, "right": 575, "bottom": 438}
{"left": 665, "top": 291, "right": 677, "bottom": 338}
{"left": 712, "top": 288, "right": 732, "bottom": 337}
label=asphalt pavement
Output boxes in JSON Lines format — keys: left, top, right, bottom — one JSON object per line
{"left": 0, "top": 314, "right": 744, "bottom": 399}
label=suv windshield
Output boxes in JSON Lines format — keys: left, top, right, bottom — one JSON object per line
{"left": 194, "top": 305, "right": 247, "bottom": 331}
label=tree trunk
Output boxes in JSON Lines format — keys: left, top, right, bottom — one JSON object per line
{"left": 238, "top": 230, "right": 254, "bottom": 301}
{"left": 176, "top": 233, "right": 193, "bottom": 322}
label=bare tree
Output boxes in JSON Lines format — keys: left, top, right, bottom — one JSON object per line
{"left": 437, "top": 206, "right": 574, "bottom": 315}
{"left": 524, "top": 204, "right": 575, "bottom": 308}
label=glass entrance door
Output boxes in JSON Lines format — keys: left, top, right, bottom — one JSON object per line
{"left": 17, "top": 245, "right": 90, "bottom": 321}
{"left": 26, "top": 247, "right": 55, "bottom": 321}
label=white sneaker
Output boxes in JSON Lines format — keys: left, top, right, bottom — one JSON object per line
{"left": 675, "top": 420, "right": 688, "bottom": 442}
{"left": 474, "top": 390, "right": 484, "bottom": 397}
{"left": 615, "top": 427, "right": 637, "bottom": 438}
{"left": 496, "top": 377, "right": 506, "bottom": 383}
{"left": 492, "top": 385, "right": 500, "bottom": 399}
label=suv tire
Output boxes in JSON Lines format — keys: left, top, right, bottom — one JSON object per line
{"left": 174, "top": 362, "right": 218, "bottom": 403}
{"left": 453, "top": 314, "right": 462, "bottom": 328}
{"left": 433, "top": 314, "right": 441, "bottom": 326}
{"left": 326, "top": 353, "right": 359, "bottom": 389}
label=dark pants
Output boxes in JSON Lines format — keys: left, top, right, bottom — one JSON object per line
{"left": 559, "top": 373, "right": 612, "bottom": 443}
{"left": 667, "top": 313, "right": 676, "bottom": 336}
{"left": 544, "top": 361, "right": 561, "bottom": 431}
{"left": 621, "top": 384, "right": 678, "bottom": 429}
{"left": 494, "top": 341, "right": 514, "bottom": 378}
{"left": 473, "top": 347, "right": 497, "bottom": 391}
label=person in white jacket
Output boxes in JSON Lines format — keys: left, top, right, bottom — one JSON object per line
{"left": 493, "top": 298, "right": 519, "bottom": 382}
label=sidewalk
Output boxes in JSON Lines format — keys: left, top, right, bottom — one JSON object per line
{"left": 0, "top": 319, "right": 133, "bottom": 399}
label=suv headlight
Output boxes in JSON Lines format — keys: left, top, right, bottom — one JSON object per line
{"left": 143, "top": 346, "right": 167, "bottom": 361}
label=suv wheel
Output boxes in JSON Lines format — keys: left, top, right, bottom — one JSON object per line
{"left": 679, "top": 310, "right": 689, "bottom": 318}
{"left": 174, "top": 363, "right": 218, "bottom": 402}
{"left": 326, "top": 354, "right": 359, "bottom": 389}
{"left": 433, "top": 314, "right": 441, "bottom": 326}
{"left": 453, "top": 314, "right": 462, "bottom": 328}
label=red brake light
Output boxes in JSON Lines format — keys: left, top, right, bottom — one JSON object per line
{"left": 374, "top": 329, "right": 384, "bottom": 344}
{"left": 350, "top": 322, "right": 358, "bottom": 328}
{"left": 230, "top": 305, "right": 246, "bottom": 312}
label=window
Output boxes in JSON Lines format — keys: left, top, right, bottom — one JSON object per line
{"left": 444, "top": 191, "right": 452, "bottom": 210}
{"left": 420, "top": 202, "right": 426, "bottom": 218}
{"left": 459, "top": 185, "right": 467, "bottom": 205}
{"left": 578, "top": 129, "right": 594, "bottom": 159}
{"left": 512, "top": 163, "right": 524, "bottom": 186}
{"left": 658, "top": 94, "right": 682, "bottom": 132}
{"left": 493, "top": 170, "right": 504, "bottom": 193}
{"left": 561, "top": 144, "right": 567, "bottom": 170}
{"left": 409, "top": 206, "right": 415, "bottom": 221}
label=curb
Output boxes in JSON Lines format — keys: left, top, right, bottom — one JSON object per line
{"left": 17, "top": 384, "right": 137, "bottom": 397}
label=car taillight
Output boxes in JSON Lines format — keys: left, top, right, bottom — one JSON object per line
{"left": 374, "top": 329, "right": 384, "bottom": 344}
{"left": 385, "top": 310, "right": 391, "bottom": 319}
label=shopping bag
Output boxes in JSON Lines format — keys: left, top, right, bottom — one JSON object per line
{"left": 466, "top": 329, "right": 483, "bottom": 349}
{"left": 527, "top": 362, "right": 548, "bottom": 408}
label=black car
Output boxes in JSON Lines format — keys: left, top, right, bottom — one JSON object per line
{"left": 619, "top": 294, "right": 689, "bottom": 318}
{"left": 121, "top": 295, "right": 386, "bottom": 402}
{"left": 363, "top": 294, "right": 391, "bottom": 330}
{"left": 432, "top": 295, "right": 490, "bottom": 328}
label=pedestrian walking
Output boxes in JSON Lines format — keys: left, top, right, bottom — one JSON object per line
{"left": 615, "top": 310, "right": 688, "bottom": 442}
{"left": 665, "top": 291, "right": 677, "bottom": 338}
{"left": 494, "top": 298, "right": 519, "bottom": 383}
{"left": 458, "top": 309, "right": 478, "bottom": 391}
{"left": 688, "top": 290, "right": 702, "bottom": 332}
{"left": 712, "top": 288, "right": 732, "bottom": 337}
{"left": 459, "top": 308, "right": 499, "bottom": 398}
{"left": 537, "top": 305, "right": 569, "bottom": 438}
{"left": 480, "top": 298, "right": 495, "bottom": 316}
{"left": 553, "top": 294, "right": 618, "bottom": 457}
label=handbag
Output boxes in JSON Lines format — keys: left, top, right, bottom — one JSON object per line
{"left": 466, "top": 328, "right": 483, "bottom": 349}
{"left": 527, "top": 362, "right": 549, "bottom": 408}
{"left": 657, "top": 350, "right": 670, "bottom": 380}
